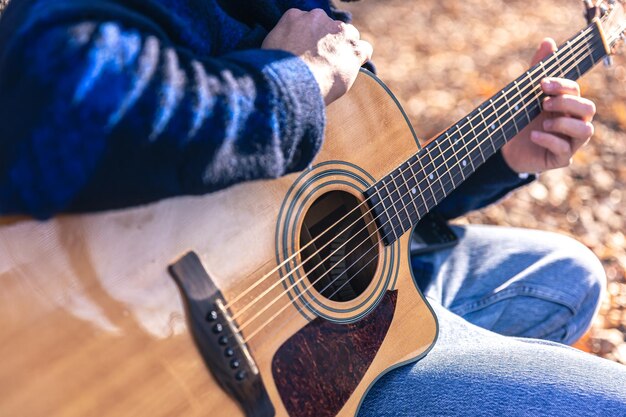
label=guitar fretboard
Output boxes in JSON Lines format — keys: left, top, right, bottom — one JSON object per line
{"left": 365, "top": 22, "right": 608, "bottom": 245}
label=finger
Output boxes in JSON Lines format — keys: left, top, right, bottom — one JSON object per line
{"left": 543, "top": 117, "right": 594, "bottom": 151}
{"left": 308, "top": 8, "right": 327, "bottom": 18}
{"left": 530, "top": 131, "right": 572, "bottom": 167}
{"left": 340, "top": 22, "right": 361, "bottom": 40}
{"left": 541, "top": 78, "right": 581, "bottom": 97}
{"left": 543, "top": 95, "right": 596, "bottom": 122}
{"left": 308, "top": 8, "right": 335, "bottom": 30}
{"left": 356, "top": 39, "right": 373, "bottom": 64}
{"left": 283, "top": 8, "right": 306, "bottom": 19}
{"left": 543, "top": 117, "right": 594, "bottom": 139}
{"left": 530, "top": 38, "right": 557, "bottom": 66}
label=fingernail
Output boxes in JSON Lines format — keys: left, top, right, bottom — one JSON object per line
{"left": 531, "top": 130, "right": 540, "bottom": 141}
{"left": 541, "top": 78, "right": 554, "bottom": 91}
{"left": 543, "top": 119, "right": 553, "bottom": 130}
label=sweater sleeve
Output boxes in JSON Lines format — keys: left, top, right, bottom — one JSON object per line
{"left": 0, "top": 19, "right": 325, "bottom": 219}
{"left": 433, "top": 150, "right": 535, "bottom": 220}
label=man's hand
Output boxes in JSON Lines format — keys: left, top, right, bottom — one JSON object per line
{"left": 501, "top": 38, "right": 596, "bottom": 173}
{"left": 262, "top": 8, "right": 373, "bottom": 105}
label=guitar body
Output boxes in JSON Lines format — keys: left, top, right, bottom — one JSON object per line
{"left": 0, "top": 71, "right": 438, "bottom": 416}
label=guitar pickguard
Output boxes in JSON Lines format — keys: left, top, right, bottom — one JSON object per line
{"left": 271, "top": 290, "right": 397, "bottom": 417}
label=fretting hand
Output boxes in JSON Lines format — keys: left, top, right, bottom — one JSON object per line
{"left": 502, "top": 38, "right": 596, "bottom": 173}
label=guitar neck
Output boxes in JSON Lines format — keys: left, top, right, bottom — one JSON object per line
{"left": 366, "top": 20, "right": 609, "bottom": 246}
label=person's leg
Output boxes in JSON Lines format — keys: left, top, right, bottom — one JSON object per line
{"left": 358, "top": 303, "right": 626, "bottom": 417}
{"left": 411, "top": 224, "right": 606, "bottom": 344}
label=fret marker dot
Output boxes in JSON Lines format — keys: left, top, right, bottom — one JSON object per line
{"left": 491, "top": 124, "right": 496, "bottom": 130}
{"left": 462, "top": 160, "right": 467, "bottom": 167}
{"left": 514, "top": 105, "right": 520, "bottom": 111}
{"left": 412, "top": 188, "right": 417, "bottom": 195}
{"left": 429, "top": 174, "right": 434, "bottom": 180}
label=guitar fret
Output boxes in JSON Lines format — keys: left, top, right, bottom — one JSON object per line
{"left": 586, "top": 34, "right": 596, "bottom": 67}
{"left": 467, "top": 116, "right": 486, "bottom": 163}
{"left": 457, "top": 121, "right": 481, "bottom": 168}
{"left": 365, "top": 20, "right": 609, "bottom": 247}
{"left": 485, "top": 107, "right": 499, "bottom": 155}
{"left": 363, "top": 185, "right": 393, "bottom": 246}
{"left": 533, "top": 59, "right": 543, "bottom": 79}
{"left": 414, "top": 150, "right": 438, "bottom": 207}
{"left": 484, "top": 98, "right": 505, "bottom": 151}
{"left": 590, "top": 35, "right": 607, "bottom": 66}
{"left": 408, "top": 157, "right": 429, "bottom": 215}
{"left": 439, "top": 135, "right": 458, "bottom": 190}
{"left": 476, "top": 119, "right": 494, "bottom": 162}
{"left": 425, "top": 147, "right": 446, "bottom": 202}
{"left": 432, "top": 141, "right": 452, "bottom": 197}
{"left": 425, "top": 147, "right": 446, "bottom": 197}
{"left": 502, "top": 87, "right": 521, "bottom": 138}
{"left": 555, "top": 51, "right": 567, "bottom": 78}
{"left": 390, "top": 172, "right": 414, "bottom": 231}
{"left": 444, "top": 132, "right": 464, "bottom": 182}
{"left": 568, "top": 40, "right": 583, "bottom": 79}
{"left": 556, "top": 45, "right": 579, "bottom": 80}
{"left": 380, "top": 179, "right": 402, "bottom": 240}
{"left": 474, "top": 105, "right": 496, "bottom": 154}
{"left": 376, "top": 183, "right": 399, "bottom": 242}
{"left": 580, "top": 36, "right": 598, "bottom": 74}
{"left": 514, "top": 80, "right": 531, "bottom": 125}
{"left": 564, "top": 39, "right": 587, "bottom": 80}
{"left": 527, "top": 97, "right": 542, "bottom": 121}
{"left": 400, "top": 159, "right": 423, "bottom": 221}
{"left": 528, "top": 69, "right": 544, "bottom": 121}
{"left": 493, "top": 94, "right": 509, "bottom": 149}
{"left": 450, "top": 128, "right": 473, "bottom": 180}
{"left": 535, "top": 60, "right": 552, "bottom": 129}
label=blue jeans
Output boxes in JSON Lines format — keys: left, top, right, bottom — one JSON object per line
{"left": 358, "top": 225, "right": 626, "bottom": 416}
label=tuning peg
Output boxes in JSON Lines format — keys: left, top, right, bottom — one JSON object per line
{"left": 583, "top": 0, "right": 599, "bottom": 23}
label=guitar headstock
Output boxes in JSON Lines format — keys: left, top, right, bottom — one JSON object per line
{"left": 587, "top": 0, "right": 626, "bottom": 56}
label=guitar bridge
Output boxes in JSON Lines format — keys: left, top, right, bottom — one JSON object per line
{"left": 169, "top": 252, "right": 274, "bottom": 417}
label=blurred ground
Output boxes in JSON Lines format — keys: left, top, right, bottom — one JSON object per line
{"left": 343, "top": 0, "right": 626, "bottom": 363}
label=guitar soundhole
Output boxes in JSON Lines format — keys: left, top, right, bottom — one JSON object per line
{"left": 299, "top": 191, "right": 379, "bottom": 302}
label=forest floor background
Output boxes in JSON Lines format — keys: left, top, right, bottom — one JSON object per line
{"left": 343, "top": 0, "right": 626, "bottom": 363}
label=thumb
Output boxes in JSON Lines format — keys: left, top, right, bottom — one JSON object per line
{"left": 530, "top": 38, "right": 558, "bottom": 66}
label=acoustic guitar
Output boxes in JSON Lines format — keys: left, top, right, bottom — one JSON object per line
{"left": 0, "top": 2, "right": 624, "bottom": 416}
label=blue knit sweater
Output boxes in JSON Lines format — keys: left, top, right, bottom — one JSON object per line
{"left": 0, "top": 0, "right": 531, "bottom": 219}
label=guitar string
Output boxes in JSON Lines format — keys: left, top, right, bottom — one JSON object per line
{"left": 221, "top": 23, "right": 601, "bottom": 312}
{"left": 238, "top": 39, "right": 603, "bottom": 342}
{"left": 229, "top": 31, "right": 600, "bottom": 322}
{"left": 317, "top": 35, "right": 609, "bottom": 308}
{"left": 224, "top": 25, "right": 599, "bottom": 320}
{"left": 609, "top": 22, "right": 626, "bottom": 45}
{"left": 242, "top": 39, "right": 601, "bottom": 344}
{"left": 233, "top": 32, "right": 601, "bottom": 330}
{"left": 320, "top": 37, "right": 604, "bottom": 302}
{"left": 216, "top": 14, "right": 619, "bottom": 347}
{"left": 604, "top": 4, "right": 625, "bottom": 46}
{"left": 235, "top": 33, "right": 602, "bottom": 333}
{"left": 237, "top": 9, "right": 615, "bottom": 310}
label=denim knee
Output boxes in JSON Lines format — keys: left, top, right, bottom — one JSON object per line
{"left": 554, "top": 235, "right": 606, "bottom": 344}
{"left": 449, "top": 232, "right": 606, "bottom": 345}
